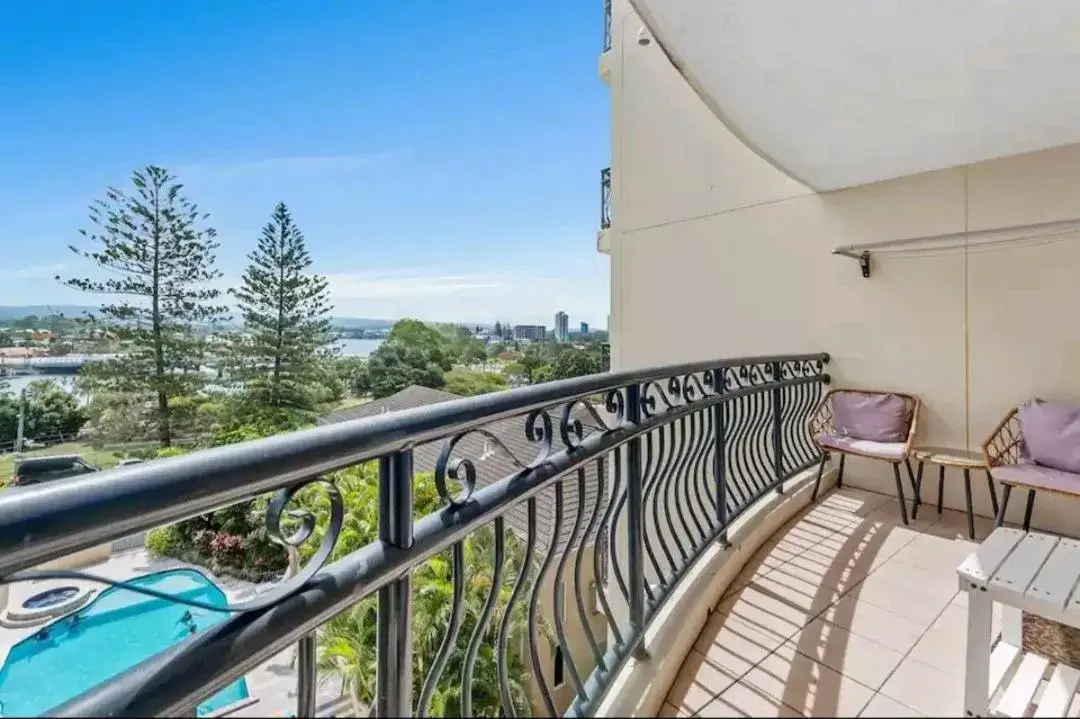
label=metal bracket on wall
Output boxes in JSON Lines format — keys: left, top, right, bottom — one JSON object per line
{"left": 832, "top": 249, "right": 871, "bottom": 278}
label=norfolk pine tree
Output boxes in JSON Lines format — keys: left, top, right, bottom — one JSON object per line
{"left": 230, "top": 202, "right": 333, "bottom": 425}
{"left": 61, "top": 166, "right": 228, "bottom": 446}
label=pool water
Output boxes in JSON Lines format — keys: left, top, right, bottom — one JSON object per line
{"left": 23, "top": 586, "right": 80, "bottom": 609}
{"left": 0, "top": 569, "right": 249, "bottom": 717}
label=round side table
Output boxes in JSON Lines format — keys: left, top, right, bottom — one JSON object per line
{"left": 911, "top": 446, "right": 999, "bottom": 539}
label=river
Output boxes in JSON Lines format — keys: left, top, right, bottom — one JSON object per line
{"left": 335, "top": 338, "right": 384, "bottom": 358}
{"left": 1, "top": 338, "right": 384, "bottom": 397}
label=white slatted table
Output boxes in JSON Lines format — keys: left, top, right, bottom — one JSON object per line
{"left": 958, "top": 527, "right": 1080, "bottom": 717}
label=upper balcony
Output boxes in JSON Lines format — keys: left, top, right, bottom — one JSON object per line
{"left": 599, "top": 0, "right": 612, "bottom": 84}
{"left": 0, "top": 353, "right": 1065, "bottom": 717}
{"left": 630, "top": 0, "right": 1080, "bottom": 191}
{"left": 597, "top": 167, "right": 611, "bottom": 254}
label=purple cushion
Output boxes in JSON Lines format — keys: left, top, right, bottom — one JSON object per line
{"left": 1018, "top": 400, "right": 1080, "bottom": 474}
{"left": 991, "top": 463, "right": 1080, "bottom": 495}
{"left": 831, "top": 392, "right": 910, "bottom": 443}
{"left": 816, "top": 433, "right": 907, "bottom": 460}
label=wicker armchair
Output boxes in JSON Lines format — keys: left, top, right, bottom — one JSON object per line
{"left": 809, "top": 389, "right": 922, "bottom": 524}
{"left": 982, "top": 402, "right": 1080, "bottom": 531}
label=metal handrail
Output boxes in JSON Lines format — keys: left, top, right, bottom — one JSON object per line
{"left": 0, "top": 352, "right": 830, "bottom": 717}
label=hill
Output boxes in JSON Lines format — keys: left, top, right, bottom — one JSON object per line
{"left": 330, "top": 317, "right": 397, "bottom": 330}
{"left": 0, "top": 305, "right": 98, "bottom": 320}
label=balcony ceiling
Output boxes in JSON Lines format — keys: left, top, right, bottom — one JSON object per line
{"left": 634, "top": 0, "right": 1080, "bottom": 190}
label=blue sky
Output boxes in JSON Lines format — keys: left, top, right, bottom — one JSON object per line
{"left": 0, "top": 1, "right": 610, "bottom": 327}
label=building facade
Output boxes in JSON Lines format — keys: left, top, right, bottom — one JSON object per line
{"left": 512, "top": 324, "right": 546, "bottom": 342}
{"left": 554, "top": 312, "right": 569, "bottom": 342}
{"left": 603, "top": 0, "right": 1080, "bottom": 535}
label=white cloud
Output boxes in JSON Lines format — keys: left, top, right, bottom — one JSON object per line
{"left": 0, "top": 263, "right": 610, "bottom": 329}
{"left": 325, "top": 270, "right": 503, "bottom": 300}
{"left": 322, "top": 266, "right": 610, "bottom": 326}
{"left": 0, "top": 264, "right": 64, "bottom": 279}
{"left": 174, "top": 154, "right": 393, "bottom": 183}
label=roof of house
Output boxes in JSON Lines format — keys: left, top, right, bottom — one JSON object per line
{"left": 319, "top": 385, "right": 609, "bottom": 554}
{"left": 318, "top": 385, "right": 462, "bottom": 424}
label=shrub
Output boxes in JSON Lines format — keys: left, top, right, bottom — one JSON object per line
{"left": 192, "top": 529, "right": 215, "bottom": 556}
{"left": 208, "top": 532, "right": 246, "bottom": 566}
{"left": 145, "top": 525, "right": 181, "bottom": 556}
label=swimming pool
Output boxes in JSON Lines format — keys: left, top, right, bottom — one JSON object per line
{"left": 0, "top": 569, "right": 249, "bottom": 717}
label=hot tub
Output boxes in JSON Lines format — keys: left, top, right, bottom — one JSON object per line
{"left": 1, "top": 585, "right": 94, "bottom": 627}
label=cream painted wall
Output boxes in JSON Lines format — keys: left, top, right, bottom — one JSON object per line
{"left": 609, "top": 1, "right": 1080, "bottom": 534}
{"left": 527, "top": 547, "right": 609, "bottom": 716}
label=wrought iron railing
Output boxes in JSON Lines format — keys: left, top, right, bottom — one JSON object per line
{"left": 602, "top": 0, "right": 613, "bottom": 53}
{"left": 600, "top": 167, "right": 611, "bottom": 231}
{"left": 0, "top": 353, "right": 829, "bottom": 717}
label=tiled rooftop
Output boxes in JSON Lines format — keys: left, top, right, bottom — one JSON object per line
{"left": 662, "top": 486, "right": 1003, "bottom": 717}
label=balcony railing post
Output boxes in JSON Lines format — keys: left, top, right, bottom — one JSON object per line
{"left": 772, "top": 361, "right": 784, "bottom": 494}
{"left": 624, "top": 382, "right": 647, "bottom": 658}
{"left": 712, "top": 371, "right": 729, "bottom": 547}
{"left": 377, "top": 450, "right": 415, "bottom": 717}
{"left": 296, "top": 635, "right": 317, "bottom": 717}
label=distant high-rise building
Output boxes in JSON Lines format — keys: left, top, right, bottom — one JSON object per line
{"left": 580, "top": 322, "right": 590, "bottom": 335}
{"left": 554, "top": 311, "right": 570, "bottom": 342}
{"left": 513, "top": 324, "right": 546, "bottom": 342}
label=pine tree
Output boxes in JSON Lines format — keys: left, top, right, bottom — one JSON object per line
{"left": 230, "top": 202, "right": 333, "bottom": 424}
{"left": 62, "top": 166, "right": 227, "bottom": 446}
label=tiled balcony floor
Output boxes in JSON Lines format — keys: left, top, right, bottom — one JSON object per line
{"left": 662, "top": 486, "right": 1003, "bottom": 718}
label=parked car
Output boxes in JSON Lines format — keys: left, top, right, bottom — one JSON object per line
{"left": 11, "top": 455, "right": 100, "bottom": 487}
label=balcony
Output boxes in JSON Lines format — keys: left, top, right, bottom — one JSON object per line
{"left": 602, "top": 0, "right": 612, "bottom": 53}
{"left": 599, "top": 0, "right": 612, "bottom": 84}
{"left": 657, "top": 488, "right": 989, "bottom": 718}
{"left": 0, "top": 351, "right": 1044, "bottom": 717}
{"left": 0, "top": 353, "right": 845, "bottom": 717}
{"left": 597, "top": 167, "right": 611, "bottom": 254}
{"left": 629, "top": 0, "right": 1080, "bottom": 190}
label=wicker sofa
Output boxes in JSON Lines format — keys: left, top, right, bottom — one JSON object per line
{"left": 809, "top": 389, "right": 922, "bottom": 524}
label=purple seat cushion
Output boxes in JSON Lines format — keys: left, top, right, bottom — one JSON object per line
{"left": 816, "top": 432, "right": 907, "bottom": 460}
{"left": 831, "top": 392, "right": 911, "bottom": 443}
{"left": 1018, "top": 400, "right": 1080, "bottom": 474}
{"left": 991, "top": 463, "right": 1080, "bottom": 496}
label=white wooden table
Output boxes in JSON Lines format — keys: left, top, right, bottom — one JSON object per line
{"left": 958, "top": 527, "right": 1080, "bottom": 717}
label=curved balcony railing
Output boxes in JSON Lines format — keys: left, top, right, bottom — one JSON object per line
{"left": 0, "top": 352, "right": 829, "bottom": 717}
{"left": 600, "top": 167, "right": 611, "bottom": 232}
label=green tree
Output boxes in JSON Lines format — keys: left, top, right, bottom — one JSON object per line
{"left": 78, "top": 390, "right": 156, "bottom": 446}
{"left": 313, "top": 466, "right": 532, "bottom": 717}
{"left": 518, "top": 346, "right": 547, "bottom": 384}
{"left": 325, "top": 356, "right": 367, "bottom": 398}
{"left": 360, "top": 320, "right": 453, "bottom": 398}
{"left": 459, "top": 340, "right": 488, "bottom": 368}
{"left": 390, "top": 320, "right": 453, "bottom": 367}
{"left": 0, "top": 381, "right": 87, "bottom": 445}
{"left": 230, "top": 202, "right": 333, "bottom": 426}
{"left": 443, "top": 369, "right": 508, "bottom": 397}
{"left": 22, "top": 380, "right": 87, "bottom": 440}
{"left": 62, "top": 166, "right": 228, "bottom": 446}
{"left": 546, "top": 347, "right": 602, "bottom": 381}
